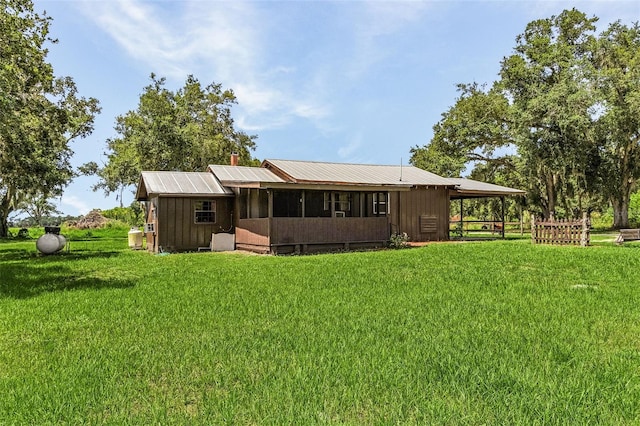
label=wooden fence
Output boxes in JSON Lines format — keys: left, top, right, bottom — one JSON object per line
{"left": 531, "top": 214, "right": 590, "bottom": 247}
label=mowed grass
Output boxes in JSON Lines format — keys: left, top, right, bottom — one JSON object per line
{"left": 1, "top": 236, "right": 640, "bottom": 424}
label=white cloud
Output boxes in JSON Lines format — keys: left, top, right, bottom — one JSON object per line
{"left": 88, "top": 1, "right": 190, "bottom": 77}
{"left": 77, "top": 0, "right": 331, "bottom": 132}
{"left": 358, "top": 2, "right": 430, "bottom": 39}
{"left": 346, "top": 1, "right": 432, "bottom": 78}
{"left": 60, "top": 195, "right": 92, "bottom": 216}
{"left": 338, "top": 132, "right": 363, "bottom": 159}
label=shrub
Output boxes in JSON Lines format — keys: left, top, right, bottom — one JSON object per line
{"left": 389, "top": 232, "right": 410, "bottom": 249}
{"left": 16, "top": 228, "right": 30, "bottom": 239}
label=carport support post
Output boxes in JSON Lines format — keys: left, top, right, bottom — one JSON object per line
{"left": 459, "top": 199, "right": 463, "bottom": 236}
{"left": 501, "top": 196, "right": 505, "bottom": 239}
{"left": 519, "top": 205, "right": 523, "bottom": 236}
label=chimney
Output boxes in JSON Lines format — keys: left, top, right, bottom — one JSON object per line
{"left": 230, "top": 152, "right": 239, "bottom": 166}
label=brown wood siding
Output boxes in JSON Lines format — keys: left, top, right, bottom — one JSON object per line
{"left": 155, "top": 197, "right": 233, "bottom": 252}
{"left": 270, "top": 217, "right": 389, "bottom": 245}
{"left": 236, "top": 218, "right": 270, "bottom": 249}
{"left": 389, "top": 187, "right": 449, "bottom": 242}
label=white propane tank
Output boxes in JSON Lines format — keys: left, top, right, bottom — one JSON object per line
{"left": 128, "top": 228, "right": 143, "bottom": 249}
{"left": 36, "top": 233, "right": 65, "bottom": 254}
{"left": 56, "top": 234, "right": 67, "bottom": 250}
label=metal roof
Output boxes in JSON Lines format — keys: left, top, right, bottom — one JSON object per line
{"left": 263, "top": 159, "right": 454, "bottom": 187}
{"left": 136, "top": 171, "right": 232, "bottom": 200}
{"left": 136, "top": 163, "right": 525, "bottom": 200}
{"left": 449, "top": 178, "right": 526, "bottom": 198}
{"left": 207, "top": 165, "right": 285, "bottom": 184}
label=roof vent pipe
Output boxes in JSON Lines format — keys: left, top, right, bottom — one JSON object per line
{"left": 230, "top": 152, "right": 239, "bottom": 166}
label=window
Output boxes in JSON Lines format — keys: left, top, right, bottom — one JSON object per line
{"left": 194, "top": 200, "right": 216, "bottom": 224}
{"left": 373, "top": 192, "right": 387, "bottom": 216}
{"left": 334, "top": 192, "right": 351, "bottom": 213}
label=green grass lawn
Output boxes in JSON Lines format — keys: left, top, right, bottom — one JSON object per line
{"left": 1, "top": 234, "right": 639, "bottom": 424}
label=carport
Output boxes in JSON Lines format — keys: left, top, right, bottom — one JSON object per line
{"left": 448, "top": 178, "right": 526, "bottom": 239}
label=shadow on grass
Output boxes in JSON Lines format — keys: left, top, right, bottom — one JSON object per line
{"left": 0, "top": 250, "right": 135, "bottom": 299}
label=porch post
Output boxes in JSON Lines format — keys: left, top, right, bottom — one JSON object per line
{"left": 246, "top": 189, "right": 251, "bottom": 219}
{"left": 267, "top": 189, "right": 273, "bottom": 251}
{"left": 520, "top": 204, "right": 523, "bottom": 236}
{"left": 330, "top": 192, "right": 335, "bottom": 217}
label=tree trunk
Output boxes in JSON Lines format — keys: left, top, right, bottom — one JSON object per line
{"left": 543, "top": 172, "right": 557, "bottom": 220}
{"left": 611, "top": 196, "right": 630, "bottom": 229}
{"left": 0, "top": 216, "right": 8, "bottom": 238}
{"left": 119, "top": 186, "right": 124, "bottom": 208}
{"left": 0, "top": 193, "right": 12, "bottom": 238}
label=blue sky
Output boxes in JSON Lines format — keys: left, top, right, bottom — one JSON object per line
{"left": 33, "top": 0, "right": 640, "bottom": 216}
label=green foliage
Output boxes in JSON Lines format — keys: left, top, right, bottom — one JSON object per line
{"left": 10, "top": 214, "right": 81, "bottom": 229}
{"left": 14, "top": 193, "right": 62, "bottom": 226}
{"left": 90, "top": 74, "right": 257, "bottom": 200}
{"left": 594, "top": 191, "right": 640, "bottom": 230}
{"left": 388, "top": 232, "right": 410, "bottom": 249}
{"left": 101, "top": 202, "right": 144, "bottom": 227}
{"left": 0, "top": 0, "right": 100, "bottom": 237}
{"left": 1, "top": 241, "right": 640, "bottom": 423}
{"left": 410, "top": 83, "right": 513, "bottom": 178}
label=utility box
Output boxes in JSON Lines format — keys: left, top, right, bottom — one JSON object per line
{"left": 211, "top": 233, "right": 235, "bottom": 251}
{"left": 128, "top": 228, "right": 144, "bottom": 249}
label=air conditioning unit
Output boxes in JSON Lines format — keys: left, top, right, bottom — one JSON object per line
{"left": 144, "top": 223, "right": 155, "bottom": 233}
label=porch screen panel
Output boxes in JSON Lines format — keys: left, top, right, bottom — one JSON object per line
{"left": 273, "top": 190, "right": 303, "bottom": 217}
{"left": 305, "top": 190, "right": 331, "bottom": 217}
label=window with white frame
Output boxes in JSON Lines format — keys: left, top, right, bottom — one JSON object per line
{"left": 194, "top": 200, "right": 216, "bottom": 224}
{"left": 373, "top": 192, "right": 387, "bottom": 216}
{"left": 334, "top": 192, "right": 351, "bottom": 214}
{"left": 323, "top": 192, "right": 352, "bottom": 215}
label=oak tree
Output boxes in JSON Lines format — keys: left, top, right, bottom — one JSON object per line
{"left": 90, "top": 74, "right": 257, "bottom": 199}
{"left": 0, "top": 0, "right": 100, "bottom": 236}
{"left": 593, "top": 21, "right": 640, "bottom": 228}
{"left": 411, "top": 9, "right": 603, "bottom": 220}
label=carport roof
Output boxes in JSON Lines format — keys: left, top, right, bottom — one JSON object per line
{"left": 449, "top": 178, "right": 526, "bottom": 198}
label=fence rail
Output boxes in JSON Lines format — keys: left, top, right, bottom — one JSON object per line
{"left": 531, "top": 214, "right": 590, "bottom": 246}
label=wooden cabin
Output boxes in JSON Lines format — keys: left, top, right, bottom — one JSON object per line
{"left": 135, "top": 159, "right": 524, "bottom": 254}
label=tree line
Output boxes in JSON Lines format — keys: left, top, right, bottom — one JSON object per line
{"left": 410, "top": 9, "right": 640, "bottom": 228}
